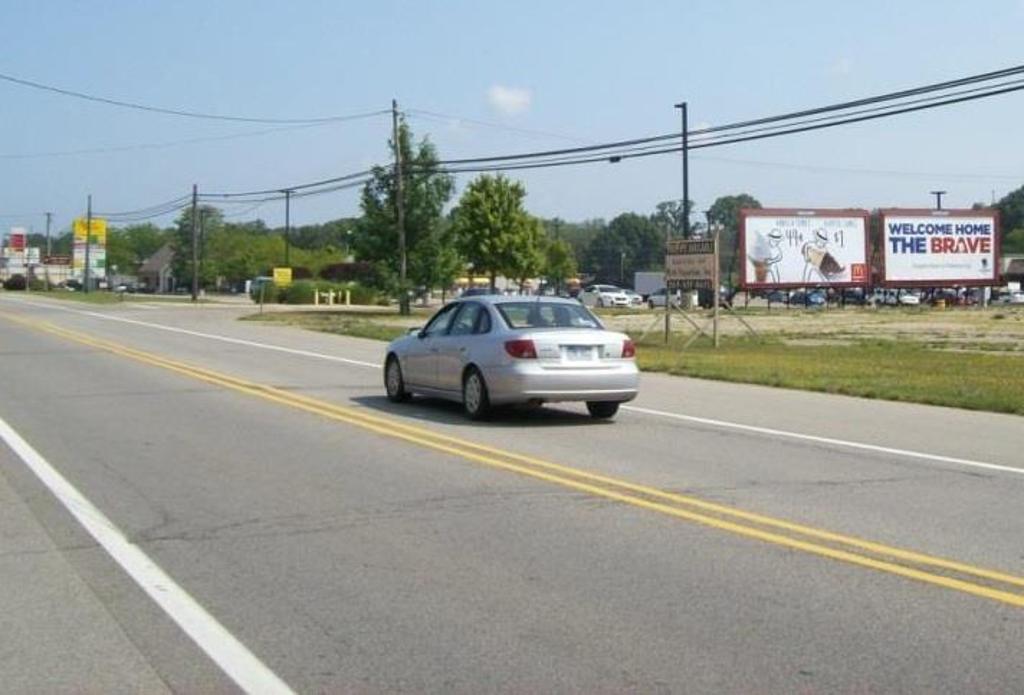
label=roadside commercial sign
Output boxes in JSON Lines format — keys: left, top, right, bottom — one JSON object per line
{"left": 9, "top": 227, "right": 27, "bottom": 250}
{"left": 880, "top": 209, "right": 999, "bottom": 286}
{"left": 273, "top": 266, "right": 293, "bottom": 287}
{"left": 72, "top": 217, "right": 108, "bottom": 274}
{"left": 740, "top": 209, "right": 870, "bottom": 289}
{"left": 666, "top": 238, "right": 715, "bottom": 290}
{"left": 72, "top": 217, "right": 107, "bottom": 245}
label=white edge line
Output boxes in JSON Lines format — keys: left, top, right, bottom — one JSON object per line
{"left": 0, "top": 415, "right": 295, "bottom": 695}
{"left": 622, "top": 405, "right": 1024, "bottom": 477}
{"left": 11, "top": 297, "right": 1021, "bottom": 478}
{"left": 13, "top": 298, "right": 382, "bottom": 369}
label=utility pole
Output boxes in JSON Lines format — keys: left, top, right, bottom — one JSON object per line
{"left": 392, "top": 98, "right": 409, "bottom": 315}
{"left": 675, "top": 102, "right": 690, "bottom": 238}
{"left": 84, "top": 195, "right": 92, "bottom": 293}
{"left": 283, "top": 189, "right": 292, "bottom": 266}
{"left": 44, "top": 212, "right": 52, "bottom": 256}
{"left": 191, "top": 184, "right": 199, "bottom": 302}
{"left": 930, "top": 190, "right": 946, "bottom": 210}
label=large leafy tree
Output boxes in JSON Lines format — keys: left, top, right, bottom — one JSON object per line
{"left": 451, "top": 174, "right": 544, "bottom": 289}
{"left": 996, "top": 185, "right": 1024, "bottom": 251}
{"left": 708, "top": 193, "right": 762, "bottom": 285}
{"left": 171, "top": 205, "right": 224, "bottom": 287}
{"left": 585, "top": 212, "right": 663, "bottom": 286}
{"left": 542, "top": 237, "right": 578, "bottom": 291}
{"left": 353, "top": 120, "right": 454, "bottom": 308}
{"left": 651, "top": 200, "right": 696, "bottom": 238}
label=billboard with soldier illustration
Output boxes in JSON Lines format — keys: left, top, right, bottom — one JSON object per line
{"left": 740, "top": 208, "right": 870, "bottom": 289}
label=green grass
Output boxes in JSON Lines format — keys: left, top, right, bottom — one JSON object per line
{"left": 16, "top": 289, "right": 123, "bottom": 304}
{"left": 243, "top": 311, "right": 413, "bottom": 342}
{"left": 15, "top": 289, "right": 213, "bottom": 304}
{"left": 633, "top": 335, "right": 1024, "bottom": 415}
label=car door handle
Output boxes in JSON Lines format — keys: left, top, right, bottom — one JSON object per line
{"left": 459, "top": 347, "right": 468, "bottom": 353}
{"left": 429, "top": 347, "right": 439, "bottom": 353}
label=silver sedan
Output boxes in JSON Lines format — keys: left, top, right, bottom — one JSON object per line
{"left": 383, "top": 296, "right": 639, "bottom": 420}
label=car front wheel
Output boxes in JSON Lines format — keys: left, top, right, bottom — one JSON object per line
{"left": 586, "top": 401, "right": 619, "bottom": 419}
{"left": 384, "top": 355, "right": 409, "bottom": 402}
{"left": 462, "top": 367, "right": 491, "bottom": 420}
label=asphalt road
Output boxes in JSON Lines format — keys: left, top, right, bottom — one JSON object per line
{"left": 1, "top": 294, "right": 1023, "bottom": 693}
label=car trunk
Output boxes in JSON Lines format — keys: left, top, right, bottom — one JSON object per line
{"left": 526, "top": 330, "right": 625, "bottom": 368}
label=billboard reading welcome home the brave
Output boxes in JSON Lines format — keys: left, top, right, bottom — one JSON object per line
{"left": 881, "top": 209, "right": 999, "bottom": 286}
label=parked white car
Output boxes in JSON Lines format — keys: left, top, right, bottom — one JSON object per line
{"left": 996, "top": 291, "right": 1024, "bottom": 305}
{"left": 580, "top": 284, "right": 631, "bottom": 308}
{"left": 646, "top": 288, "right": 682, "bottom": 309}
{"left": 622, "top": 289, "right": 645, "bottom": 308}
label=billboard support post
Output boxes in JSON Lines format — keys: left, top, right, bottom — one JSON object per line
{"left": 713, "top": 226, "right": 720, "bottom": 348}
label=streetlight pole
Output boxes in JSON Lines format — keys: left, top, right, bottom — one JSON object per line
{"left": 930, "top": 190, "right": 946, "bottom": 210}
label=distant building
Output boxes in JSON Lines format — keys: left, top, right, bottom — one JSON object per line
{"left": 138, "top": 244, "right": 176, "bottom": 293}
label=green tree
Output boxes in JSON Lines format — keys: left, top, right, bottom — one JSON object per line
{"left": 708, "top": 193, "right": 762, "bottom": 285}
{"left": 585, "top": 212, "right": 663, "bottom": 286}
{"left": 652, "top": 200, "right": 696, "bottom": 238}
{"left": 171, "top": 205, "right": 224, "bottom": 288}
{"left": 451, "top": 174, "right": 544, "bottom": 290}
{"left": 542, "top": 237, "right": 578, "bottom": 291}
{"left": 542, "top": 217, "right": 603, "bottom": 266}
{"left": 409, "top": 219, "right": 463, "bottom": 300}
{"left": 354, "top": 120, "right": 454, "bottom": 311}
{"left": 1003, "top": 228, "right": 1024, "bottom": 254}
{"left": 996, "top": 185, "right": 1024, "bottom": 234}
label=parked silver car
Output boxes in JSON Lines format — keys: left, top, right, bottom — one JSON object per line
{"left": 383, "top": 296, "right": 640, "bottom": 420}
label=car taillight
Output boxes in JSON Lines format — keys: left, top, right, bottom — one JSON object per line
{"left": 621, "top": 339, "right": 636, "bottom": 358}
{"left": 504, "top": 339, "right": 538, "bottom": 359}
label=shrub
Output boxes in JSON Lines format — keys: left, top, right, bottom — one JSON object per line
{"left": 3, "top": 274, "right": 27, "bottom": 290}
{"left": 249, "top": 281, "right": 280, "bottom": 304}
{"left": 347, "top": 282, "right": 378, "bottom": 305}
{"left": 28, "top": 278, "right": 45, "bottom": 291}
{"left": 292, "top": 266, "right": 314, "bottom": 280}
{"left": 281, "top": 280, "right": 317, "bottom": 304}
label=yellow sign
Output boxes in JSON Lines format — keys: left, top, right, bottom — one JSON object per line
{"left": 272, "top": 267, "right": 293, "bottom": 287}
{"left": 72, "top": 218, "right": 107, "bottom": 245}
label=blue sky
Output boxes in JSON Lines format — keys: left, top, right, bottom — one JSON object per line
{"left": 2, "top": 0, "right": 1023, "bottom": 235}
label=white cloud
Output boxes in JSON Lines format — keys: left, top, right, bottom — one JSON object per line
{"left": 487, "top": 85, "right": 532, "bottom": 116}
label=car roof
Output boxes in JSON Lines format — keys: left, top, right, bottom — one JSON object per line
{"left": 451, "top": 294, "right": 585, "bottom": 307}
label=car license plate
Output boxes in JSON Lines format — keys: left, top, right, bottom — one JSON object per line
{"left": 565, "top": 346, "right": 592, "bottom": 361}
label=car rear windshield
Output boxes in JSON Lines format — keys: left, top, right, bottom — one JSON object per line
{"left": 496, "top": 302, "right": 601, "bottom": 330}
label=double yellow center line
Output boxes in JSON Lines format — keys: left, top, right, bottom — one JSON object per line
{"left": 8, "top": 312, "right": 1024, "bottom": 608}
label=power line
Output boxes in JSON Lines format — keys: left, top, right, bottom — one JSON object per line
{"left": 0, "top": 120, "right": 357, "bottom": 160}
{"left": 406, "top": 108, "right": 589, "bottom": 143}
{"left": 430, "top": 63, "right": 1024, "bottom": 166}
{"left": 0, "top": 70, "right": 389, "bottom": 124}
{"left": 410, "top": 79, "right": 1024, "bottom": 174}
{"left": 201, "top": 169, "right": 375, "bottom": 198}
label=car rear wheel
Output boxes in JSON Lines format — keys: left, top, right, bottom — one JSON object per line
{"left": 384, "top": 355, "right": 409, "bottom": 402}
{"left": 462, "top": 367, "right": 491, "bottom": 420}
{"left": 586, "top": 401, "right": 619, "bottom": 419}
